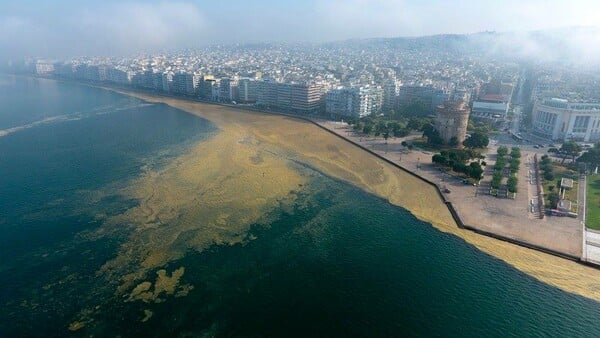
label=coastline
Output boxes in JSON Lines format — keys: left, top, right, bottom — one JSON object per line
{"left": 102, "top": 87, "right": 600, "bottom": 302}
{"left": 6, "top": 72, "right": 593, "bottom": 301}
{"left": 310, "top": 122, "right": 581, "bottom": 261}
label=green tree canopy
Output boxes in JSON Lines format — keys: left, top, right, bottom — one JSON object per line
{"left": 577, "top": 143, "right": 600, "bottom": 171}
{"left": 422, "top": 123, "right": 443, "bottom": 145}
{"left": 407, "top": 117, "right": 427, "bottom": 131}
{"left": 463, "top": 132, "right": 490, "bottom": 149}
{"left": 507, "top": 176, "right": 518, "bottom": 193}
{"left": 469, "top": 162, "right": 484, "bottom": 180}
{"left": 559, "top": 141, "right": 582, "bottom": 164}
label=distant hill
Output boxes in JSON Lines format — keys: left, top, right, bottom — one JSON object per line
{"left": 325, "top": 27, "right": 600, "bottom": 66}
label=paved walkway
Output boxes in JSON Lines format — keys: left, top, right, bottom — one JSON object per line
{"left": 315, "top": 120, "right": 583, "bottom": 258}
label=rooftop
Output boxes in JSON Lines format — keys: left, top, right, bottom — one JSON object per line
{"left": 561, "top": 178, "right": 574, "bottom": 189}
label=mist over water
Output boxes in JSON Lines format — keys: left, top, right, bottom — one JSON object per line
{"left": 1, "top": 76, "right": 600, "bottom": 337}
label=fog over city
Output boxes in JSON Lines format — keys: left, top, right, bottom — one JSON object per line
{"left": 1, "top": 0, "right": 599, "bottom": 63}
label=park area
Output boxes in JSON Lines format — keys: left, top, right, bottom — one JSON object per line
{"left": 587, "top": 175, "right": 600, "bottom": 230}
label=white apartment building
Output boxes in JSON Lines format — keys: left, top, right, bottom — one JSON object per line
{"left": 326, "top": 86, "right": 383, "bottom": 118}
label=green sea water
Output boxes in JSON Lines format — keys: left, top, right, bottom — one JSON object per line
{"left": 1, "top": 75, "right": 599, "bottom": 337}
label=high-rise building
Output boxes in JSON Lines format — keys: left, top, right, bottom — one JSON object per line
{"left": 383, "top": 79, "right": 401, "bottom": 111}
{"left": 397, "top": 85, "right": 447, "bottom": 113}
{"left": 291, "top": 82, "right": 324, "bottom": 113}
{"left": 326, "top": 88, "right": 356, "bottom": 117}
{"left": 325, "top": 86, "right": 383, "bottom": 118}
{"left": 256, "top": 81, "right": 324, "bottom": 113}
{"left": 238, "top": 78, "right": 258, "bottom": 103}
{"left": 198, "top": 75, "right": 217, "bottom": 100}
{"left": 256, "top": 80, "right": 278, "bottom": 107}
{"left": 172, "top": 71, "right": 195, "bottom": 95}
{"left": 161, "top": 72, "right": 172, "bottom": 92}
{"left": 219, "top": 78, "right": 239, "bottom": 102}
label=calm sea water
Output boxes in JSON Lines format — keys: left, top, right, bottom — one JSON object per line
{"left": 1, "top": 75, "right": 599, "bottom": 337}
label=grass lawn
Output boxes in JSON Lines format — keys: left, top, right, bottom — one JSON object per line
{"left": 587, "top": 175, "right": 600, "bottom": 230}
{"left": 554, "top": 165, "right": 578, "bottom": 180}
{"left": 564, "top": 182, "right": 578, "bottom": 202}
{"left": 541, "top": 163, "right": 579, "bottom": 209}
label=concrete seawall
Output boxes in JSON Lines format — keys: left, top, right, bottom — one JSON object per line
{"left": 298, "top": 120, "right": 583, "bottom": 263}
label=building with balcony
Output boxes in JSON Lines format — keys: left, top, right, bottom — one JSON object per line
{"left": 325, "top": 86, "right": 383, "bottom": 118}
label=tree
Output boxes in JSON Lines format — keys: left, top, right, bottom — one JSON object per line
{"left": 497, "top": 146, "right": 509, "bottom": 157}
{"left": 463, "top": 131, "right": 490, "bottom": 149}
{"left": 547, "top": 192, "right": 560, "bottom": 209}
{"left": 432, "top": 154, "right": 447, "bottom": 165}
{"left": 510, "top": 158, "right": 520, "bottom": 173}
{"left": 375, "top": 121, "right": 387, "bottom": 136}
{"left": 494, "top": 158, "right": 506, "bottom": 171}
{"left": 577, "top": 143, "right": 600, "bottom": 171}
{"left": 407, "top": 117, "right": 426, "bottom": 131}
{"left": 507, "top": 176, "right": 518, "bottom": 193}
{"left": 449, "top": 137, "right": 459, "bottom": 147}
{"left": 511, "top": 147, "right": 521, "bottom": 159}
{"left": 346, "top": 116, "right": 358, "bottom": 126}
{"left": 396, "top": 128, "right": 410, "bottom": 138}
{"left": 469, "top": 162, "right": 484, "bottom": 180}
{"left": 559, "top": 141, "right": 582, "bottom": 164}
{"left": 422, "top": 124, "right": 443, "bottom": 145}
{"left": 541, "top": 154, "right": 551, "bottom": 163}
{"left": 451, "top": 149, "right": 478, "bottom": 163}
{"left": 541, "top": 162, "right": 553, "bottom": 174}
{"left": 362, "top": 124, "right": 373, "bottom": 135}
{"left": 390, "top": 122, "right": 410, "bottom": 137}
{"left": 491, "top": 173, "right": 503, "bottom": 189}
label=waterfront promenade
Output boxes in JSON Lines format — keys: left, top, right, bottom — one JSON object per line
{"left": 314, "top": 120, "right": 584, "bottom": 260}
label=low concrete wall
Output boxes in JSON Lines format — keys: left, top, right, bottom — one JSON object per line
{"left": 302, "top": 122, "right": 582, "bottom": 263}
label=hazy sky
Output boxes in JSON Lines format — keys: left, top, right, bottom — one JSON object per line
{"left": 1, "top": 0, "right": 599, "bottom": 57}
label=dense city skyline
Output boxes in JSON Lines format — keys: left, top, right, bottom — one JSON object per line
{"left": 1, "top": 0, "right": 600, "bottom": 59}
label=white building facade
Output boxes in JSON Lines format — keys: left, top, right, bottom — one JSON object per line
{"left": 325, "top": 86, "right": 383, "bottom": 118}
{"left": 532, "top": 98, "right": 600, "bottom": 142}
